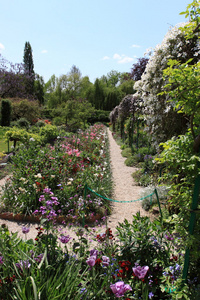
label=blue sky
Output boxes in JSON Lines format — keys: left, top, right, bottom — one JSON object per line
{"left": 0, "top": 0, "right": 190, "bottom": 83}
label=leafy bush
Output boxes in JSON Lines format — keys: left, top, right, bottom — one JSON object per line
{"left": 39, "top": 124, "right": 59, "bottom": 144}
{"left": 11, "top": 99, "right": 41, "bottom": 124}
{"left": 16, "top": 117, "right": 30, "bottom": 129}
{"left": 121, "top": 147, "right": 132, "bottom": 158}
{"left": 4, "top": 127, "right": 41, "bottom": 148}
{"left": 125, "top": 156, "right": 136, "bottom": 167}
{"left": 35, "top": 120, "right": 46, "bottom": 127}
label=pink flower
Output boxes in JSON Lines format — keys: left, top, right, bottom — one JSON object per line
{"left": 110, "top": 281, "right": 132, "bottom": 298}
{"left": 132, "top": 265, "right": 149, "bottom": 279}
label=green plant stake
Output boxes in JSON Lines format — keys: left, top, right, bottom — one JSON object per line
{"left": 154, "top": 189, "right": 163, "bottom": 220}
{"left": 182, "top": 160, "right": 200, "bottom": 283}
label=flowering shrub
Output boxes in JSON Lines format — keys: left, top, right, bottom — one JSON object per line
{"left": 134, "top": 20, "right": 200, "bottom": 147}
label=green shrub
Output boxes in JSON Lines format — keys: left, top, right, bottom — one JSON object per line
{"left": 125, "top": 156, "right": 135, "bottom": 167}
{"left": 52, "top": 116, "right": 65, "bottom": 126}
{"left": 39, "top": 124, "right": 59, "bottom": 144}
{"left": 4, "top": 127, "right": 41, "bottom": 148}
{"left": 35, "top": 120, "right": 46, "bottom": 127}
{"left": 16, "top": 117, "right": 30, "bottom": 129}
{"left": 121, "top": 147, "right": 132, "bottom": 158}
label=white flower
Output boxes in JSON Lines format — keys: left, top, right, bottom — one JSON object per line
{"left": 34, "top": 173, "right": 42, "bottom": 178}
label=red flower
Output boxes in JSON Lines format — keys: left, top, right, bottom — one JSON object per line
{"left": 95, "top": 258, "right": 102, "bottom": 266}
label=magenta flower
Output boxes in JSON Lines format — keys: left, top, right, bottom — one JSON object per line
{"left": 22, "top": 226, "right": 30, "bottom": 234}
{"left": 59, "top": 235, "right": 71, "bottom": 244}
{"left": 110, "top": 281, "right": 132, "bottom": 298}
{"left": 132, "top": 265, "right": 149, "bottom": 279}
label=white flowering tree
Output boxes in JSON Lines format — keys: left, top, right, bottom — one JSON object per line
{"left": 134, "top": 18, "right": 200, "bottom": 146}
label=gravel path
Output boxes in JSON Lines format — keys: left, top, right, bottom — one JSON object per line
{"left": 0, "top": 128, "right": 149, "bottom": 240}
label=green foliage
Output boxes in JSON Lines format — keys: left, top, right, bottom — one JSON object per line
{"left": 11, "top": 99, "right": 41, "bottom": 124}
{"left": 16, "top": 117, "right": 30, "bottom": 129}
{"left": 162, "top": 59, "right": 200, "bottom": 139}
{"left": 156, "top": 133, "right": 200, "bottom": 281}
{"left": 4, "top": 127, "right": 41, "bottom": 148}
{"left": 39, "top": 124, "right": 59, "bottom": 144}
{"left": 121, "top": 147, "right": 132, "bottom": 158}
{"left": 64, "top": 99, "right": 95, "bottom": 131}
{"left": 1, "top": 99, "right": 12, "bottom": 127}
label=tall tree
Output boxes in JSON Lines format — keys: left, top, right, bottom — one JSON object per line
{"left": 23, "top": 42, "right": 34, "bottom": 76}
{"left": 131, "top": 57, "right": 149, "bottom": 81}
{"left": 23, "top": 41, "right": 35, "bottom": 95}
{"left": 0, "top": 54, "right": 30, "bottom": 98}
{"left": 1, "top": 99, "right": 12, "bottom": 126}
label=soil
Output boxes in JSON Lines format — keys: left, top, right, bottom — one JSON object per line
{"left": 0, "top": 128, "right": 150, "bottom": 241}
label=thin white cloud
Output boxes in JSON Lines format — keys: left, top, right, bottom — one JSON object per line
{"left": 113, "top": 53, "right": 122, "bottom": 60}
{"left": 0, "top": 43, "right": 5, "bottom": 52}
{"left": 118, "top": 56, "right": 134, "bottom": 64}
{"left": 41, "top": 49, "right": 48, "bottom": 54}
{"left": 131, "top": 44, "right": 140, "bottom": 48}
{"left": 113, "top": 53, "right": 134, "bottom": 64}
{"left": 102, "top": 56, "right": 110, "bottom": 60}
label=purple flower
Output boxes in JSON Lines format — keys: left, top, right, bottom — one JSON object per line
{"left": 132, "top": 265, "right": 149, "bottom": 279}
{"left": 22, "top": 226, "right": 30, "bottom": 234}
{"left": 102, "top": 256, "right": 110, "bottom": 267}
{"left": 0, "top": 256, "right": 4, "bottom": 265}
{"left": 59, "top": 235, "right": 71, "bottom": 244}
{"left": 90, "top": 249, "right": 98, "bottom": 258}
{"left": 16, "top": 259, "right": 31, "bottom": 270}
{"left": 34, "top": 254, "right": 43, "bottom": 263}
{"left": 110, "top": 281, "right": 132, "bottom": 298}
{"left": 86, "top": 255, "right": 96, "bottom": 267}
{"left": 149, "top": 291, "right": 154, "bottom": 299}
{"left": 165, "top": 234, "right": 174, "bottom": 241}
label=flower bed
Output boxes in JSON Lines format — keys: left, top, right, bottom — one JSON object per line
{"left": 0, "top": 212, "right": 193, "bottom": 299}
{"left": 0, "top": 124, "right": 112, "bottom": 222}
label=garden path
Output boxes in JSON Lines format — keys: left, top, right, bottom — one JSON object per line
{"left": 0, "top": 128, "right": 149, "bottom": 241}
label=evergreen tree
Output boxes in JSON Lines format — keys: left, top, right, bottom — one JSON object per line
{"left": 23, "top": 41, "right": 35, "bottom": 95}
{"left": 1, "top": 99, "right": 12, "bottom": 126}
{"left": 94, "top": 79, "right": 105, "bottom": 109}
